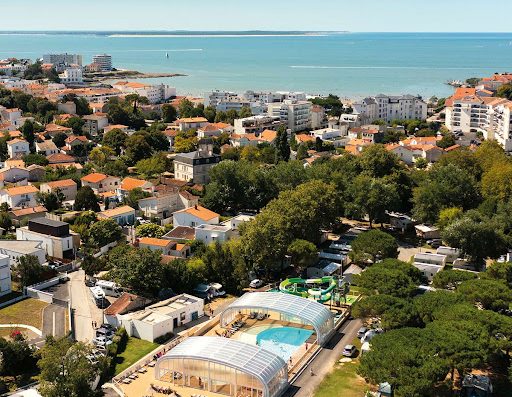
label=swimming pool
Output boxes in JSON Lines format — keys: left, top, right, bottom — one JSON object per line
{"left": 256, "top": 327, "right": 313, "bottom": 361}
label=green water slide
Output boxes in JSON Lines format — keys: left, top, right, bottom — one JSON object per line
{"left": 279, "top": 276, "right": 338, "bottom": 302}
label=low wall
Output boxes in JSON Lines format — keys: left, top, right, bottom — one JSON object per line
{"left": 0, "top": 295, "right": 25, "bottom": 309}
{"left": 25, "top": 288, "right": 53, "bottom": 303}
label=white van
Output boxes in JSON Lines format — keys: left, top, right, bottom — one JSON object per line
{"left": 95, "top": 280, "right": 122, "bottom": 298}
{"left": 90, "top": 286, "right": 106, "bottom": 308}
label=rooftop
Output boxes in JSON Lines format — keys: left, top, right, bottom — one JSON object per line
{"left": 99, "top": 205, "right": 135, "bottom": 218}
{"left": 174, "top": 205, "right": 219, "bottom": 222}
{"left": 81, "top": 173, "right": 108, "bottom": 183}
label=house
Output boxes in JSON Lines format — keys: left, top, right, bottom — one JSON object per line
{"left": 0, "top": 254, "right": 11, "bottom": 297}
{"left": 1, "top": 108, "right": 22, "bottom": 124}
{"left": 163, "top": 129, "right": 178, "bottom": 151}
{"left": 295, "top": 134, "right": 316, "bottom": 145}
{"left": 115, "top": 294, "right": 204, "bottom": 342}
{"left": 173, "top": 140, "right": 221, "bottom": 184}
{"left": 162, "top": 226, "right": 195, "bottom": 242}
{"left": 344, "top": 138, "right": 373, "bottom": 156}
{"left": 47, "top": 153, "right": 76, "bottom": 164}
{"left": 27, "top": 164, "right": 46, "bottom": 182}
{"left": 461, "top": 374, "right": 493, "bottom": 397}
{"left": 386, "top": 143, "right": 415, "bottom": 165}
{"left": 173, "top": 205, "right": 220, "bottom": 228}
{"left": 194, "top": 214, "right": 254, "bottom": 244}
{"left": 436, "top": 246, "right": 460, "bottom": 263}
{"left": 197, "top": 124, "right": 223, "bottom": 139}
{"left": 348, "top": 125, "right": 384, "bottom": 143}
{"left": 44, "top": 123, "right": 72, "bottom": 137}
{"left": 230, "top": 133, "right": 262, "bottom": 148}
{"left": 259, "top": 129, "right": 277, "bottom": 144}
{"left": 81, "top": 173, "right": 120, "bottom": 194}
{"left": 176, "top": 117, "right": 209, "bottom": 131}
{"left": 104, "top": 292, "right": 152, "bottom": 328}
{"left": 0, "top": 240, "right": 46, "bottom": 267}
{"left": 39, "top": 179, "right": 77, "bottom": 201}
{"left": 0, "top": 185, "right": 39, "bottom": 209}
{"left": 388, "top": 212, "right": 414, "bottom": 232}
{"left": 9, "top": 206, "right": 47, "bottom": 226}
{"left": 98, "top": 205, "right": 135, "bottom": 226}
{"left": 63, "top": 135, "right": 88, "bottom": 153}
{"left": 415, "top": 224, "right": 441, "bottom": 240}
{"left": 138, "top": 237, "right": 191, "bottom": 258}
{"left": 137, "top": 189, "right": 198, "bottom": 222}
{"left": 0, "top": 167, "right": 29, "bottom": 187}
{"left": 35, "top": 140, "right": 59, "bottom": 156}
{"left": 7, "top": 138, "right": 30, "bottom": 159}
{"left": 82, "top": 113, "right": 109, "bottom": 136}
{"left": 104, "top": 124, "right": 129, "bottom": 134}
{"left": 16, "top": 218, "right": 79, "bottom": 260}
{"left": 116, "top": 177, "right": 153, "bottom": 200}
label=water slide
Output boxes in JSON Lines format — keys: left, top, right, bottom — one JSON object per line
{"left": 279, "top": 277, "right": 338, "bottom": 303}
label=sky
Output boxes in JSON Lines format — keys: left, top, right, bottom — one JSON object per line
{"left": 3, "top": 0, "right": 512, "bottom": 32}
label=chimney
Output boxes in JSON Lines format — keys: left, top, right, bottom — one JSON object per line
{"left": 194, "top": 205, "right": 198, "bottom": 210}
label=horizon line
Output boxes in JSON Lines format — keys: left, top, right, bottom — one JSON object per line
{"left": 0, "top": 30, "right": 511, "bottom": 33}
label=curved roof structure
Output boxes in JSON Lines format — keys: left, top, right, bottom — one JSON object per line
{"left": 157, "top": 336, "right": 288, "bottom": 396}
{"left": 220, "top": 292, "right": 335, "bottom": 345}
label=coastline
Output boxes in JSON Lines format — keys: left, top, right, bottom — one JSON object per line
{"left": 84, "top": 70, "right": 187, "bottom": 82}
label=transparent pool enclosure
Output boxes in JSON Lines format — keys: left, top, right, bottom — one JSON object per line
{"left": 220, "top": 292, "right": 335, "bottom": 345}
{"left": 156, "top": 336, "right": 288, "bottom": 397}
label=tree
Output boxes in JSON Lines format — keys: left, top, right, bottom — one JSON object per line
{"left": 437, "top": 207, "right": 463, "bottom": 229}
{"left": 442, "top": 214, "right": 507, "bottom": 263}
{"left": 414, "top": 290, "right": 464, "bottom": 324}
{"left": 15, "top": 255, "right": 44, "bottom": 287}
{"left": 432, "top": 269, "right": 477, "bottom": 290}
{"left": 135, "top": 152, "right": 170, "bottom": 178}
{"left": 274, "top": 125, "right": 290, "bottom": 162}
{"left": 88, "top": 146, "right": 115, "bottom": 167}
{"left": 177, "top": 99, "right": 195, "bottom": 118}
{"left": 64, "top": 117, "right": 85, "bottom": 135}
{"left": 436, "top": 133, "right": 456, "bottom": 149}
{"left": 287, "top": 239, "right": 318, "bottom": 270}
{"left": 346, "top": 175, "right": 399, "bottom": 228}
{"left": 0, "top": 211, "right": 12, "bottom": 231}
{"left": 204, "top": 106, "right": 216, "bottom": 122}
{"left": 125, "top": 93, "right": 149, "bottom": 113}
{"left": 121, "top": 187, "right": 149, "bottom": 210}
{"left": 296, "top": 143, "right": 309, "bottom": 160}
{"left": 108, "top": 245, "right": 164, "bottom": 296}
{"left": 38, "top": 337, "right": 100, "bottom": 397}
{"left": 496, "top": 83, "right": 512, "bottom": 100}
{"left": 352, "top": 294, "right": 418, "bottom": 329}
{"left": 358, "top": 328, "right": 448, "bottom": 396}
{"left": 80, "top": 254, "right": 102, "bottom": 279}
{"left": 73, "top": 186, "right": 100, "bottom": 212}
{"left": 359, "top": 144, "right": 404, "bottom": 178}
{"left": 173, "top": 135, "right": 197, "bottom": 153}
{"left": 414, "top": 157, "right": 428, "bottom": 169}
{"left": 136, "top": 223, "right": 164, "bottom": 238}
{"left": 36, "top": 190, "right": 65, "bottom": 212}
{"left": 412, "top": 164, "right": 480, "bottom": 224}
{"left": 456, "top": 278, "right": 512, "bottom": 311}
{"left": 0, "top": 333, "right": 36, "bottom": 378}
{"left": 161, "top": 104, "right": 177, "bottom": 123}
{"left": 52, "top": 132, "right": 68, "bottom": 148}
{"left": 20, "top": 120, "right": 36, "bottom": 148}
{"left": 354, "top": 259, "right": 422, "bottom": 298}
{"left": 125, "top": 134, "right": 152, "bottom": 165}
{"left": 481, "top": 161, "right": 512, "bottom": 203}
{"left": 350, "top": 230, "right": 398, "bottom": 264}
{"left": 239, "top": 106, "right": 252, "bottom": 118}
{"left": 23, "top": 153, "right": 49, "bottom": 166}
{"left": 88, "top": 218, "right": 122, "bottom": 248}
{"left": 102, "top": 128, "right": 128, "bottom": 156}
{"left": 484, "top": 261, "right": 512, "bottom": 286}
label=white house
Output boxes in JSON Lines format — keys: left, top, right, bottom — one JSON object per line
{"left": 176, "top": 117, "right": 209, "bottom": 132}
{"left": 0, "top": 185, "right": 39, "bottom": 209}
{"left": 138, "top": 190, "right": 198, "bottom": 223}
{"left": 194, "top": 214, "right": 254, "bottom": 244}
{"left": 0, "top": 240, "right": 46, "bottom": 267}
{"left": 81, "top": 173, "right": 120, "bottom": 194}
{"left": 36, "top": 140, "right": 59, "bottom": 156}
{"left": 39, "top": 179, "right": 78, "bottom": 201}
{"left": 0, "top": 254, "right": 11, "bottom": 297}
{"left": 413, "top": 262, "right": 443, "bottom": 282}
{"left": 58, "top": 67, "right": 83, "bottom": 85}
{"left": 173, "top": 205, "right": 220, "bottom": 228}
{"left": 113, "top": 81, "right": 176, "bottom": 104}
{"left": 0, "top": 167, "right": 30, "bottom": 187}
{"left": 16, "top": 218, "right": 78, "bottom": 260}
{"left": 138, "top": 237, "right": 190, "bottom": 258}
{"left": 82, "top": 114, "right": 109, "bottom": 136}
{"left": 7, "top": 139, "right": 30, "bottom": 159}
{"left": 116, "top": 177, "right": 153, "bottom": 200}
{"left": 115, "top": 294, "right": 204, "bottom": 342}
{"left": 98, "top": 205, "right": 135, "bottom": 226}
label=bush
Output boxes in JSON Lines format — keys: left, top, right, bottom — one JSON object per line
{"left": 154, "top": 332, "right": 173, "bottom": 344}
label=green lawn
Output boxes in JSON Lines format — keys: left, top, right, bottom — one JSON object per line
{"left": 113, "top": 337, "right": 159, "bottom": 375}
{"left": 0, "top": 298, "right": 47, "bottom": 329}
{"left": 314, "top": 337, "right": 372, "bottom": 397}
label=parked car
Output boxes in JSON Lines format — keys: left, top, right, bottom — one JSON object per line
{"left": 427, "top": 239, "right": 442, "bottom": 248}
{"left": 93, "top": 336, "right": 113, "bottom": 347}
{"left": 96, "top": 327, "right": 114, "bottom": 340}
{"left": 357, "top": 327, "right": 368, "bottom": 339}
{"left": 342, "top": 344, "right": 357, "bottom": 357}
{"left": 250, "top": 279, "right": 264, "bottom": 289}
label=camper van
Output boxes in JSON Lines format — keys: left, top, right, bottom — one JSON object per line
{"left": 90, "top": 286, "right": 107, "bottom": 308}
{"left": 95, "top": 280, "right": 122, "bottom": 298}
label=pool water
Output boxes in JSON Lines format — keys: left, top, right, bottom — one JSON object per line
{"left": 256, "top": 327, "right": 313, "bottom": 361}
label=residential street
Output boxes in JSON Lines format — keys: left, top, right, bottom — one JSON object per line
{"left": 283, "top": 318, "right": 363, "bottom": 397}
{"left": 69, "top": 269, "right": 103, "bottom": 342}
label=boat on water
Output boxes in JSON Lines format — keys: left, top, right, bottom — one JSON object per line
{"left": 446, "top": 80, "right": 464, "bottom": 87}
{"left": 166, "top": 52, "right": 169, "bottom": 59}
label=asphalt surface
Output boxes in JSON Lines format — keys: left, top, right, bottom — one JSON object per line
{"left": 283, "top": 318, "right": 363, "bottom": 397}
{"left": 41, "top": 280, "right": 69, "bottom": 338}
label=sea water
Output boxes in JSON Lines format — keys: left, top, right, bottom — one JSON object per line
{"left": 1, "top": 32, "right": 512, "bottom": 98}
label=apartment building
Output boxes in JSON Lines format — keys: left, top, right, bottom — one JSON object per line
{"left": 267, "top": 100, "right": 312, "bottom": 133}
{"left": 82, "top": 113, "right": 109, "bottom": 136}
{"left": 173, "top": 140, "right": 221, "bottom": 184}
{"left": 58, "top": 67, "right": 83, "bottom": 85}
{"left": 113, "top": 81, "right": 176, "bottom": 104}
{"left": 0, "top": 254, "right": 11, "bottom": 297}
{"left": 43, "top": 53, "right": 83, "bottom": 67}
{"left": 234, "top": 115, "right": 285, "bottom": 135}
{"left": 352, "top": 94, "right": 427, "bottom": 123}
{"left": 92, "top": 54, "right": 112, "bottom": 71}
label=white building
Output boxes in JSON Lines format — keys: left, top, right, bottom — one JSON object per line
{"left": 173, "top": 141, "right": 221, "bottom": 184}
{"left": 16, "top": 218, "right": 78, "bottom": 260}
{"left": 58, "top": 67, "right": 83, "bottom": 85}
{"left": 138, "top": 190, "right": 198, "bottom": 222}
{"left": 0, "top": 254, "right": 10, "bottom": 297}
{"left": 0, "top": 185, "right": 39, "bottom": 209}
{"left": 0, "top": 240, "right": 46, "bottom": 267}
{"left": 92, "top": 54, "right": 112, "bottom": 71}
{"left": 234, "top": 115, "right": 284, "bottom": 135}
{"left": 6, "top": 139, "right": 30, "bottom": 159}
{"left": 268, "top": 100, "right": 312, "bottom": 133}
{"left": 173, "top": 205, "right": 220, "bottom": 228}
{"left": 113, "top": 81, "right": 176, "bottom": 104}
{"left": 352, "top": 95, "right": 427, "bottom": 124}
{"left": 43, "top": 53, "right": 83, "bottom": 67}
{"left": 115, "top": 294, "right": 204, "bottom": 342}
{"left": 81, "top": 173, "right": 120, "bottom": 194}
{"left": 194, "top": 214, "right": 254, "bottom": 244}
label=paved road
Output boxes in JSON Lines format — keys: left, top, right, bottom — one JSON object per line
{"left": 69, "top": 269, "right": 103, "bottom": 342}
{"left": 283, "top": 318, "right": 363, "bottom": 397}
{"left": 42, "top": 304, "right": 66, "bottom": 338}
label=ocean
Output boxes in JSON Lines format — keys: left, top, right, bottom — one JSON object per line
{"left": 1, "top": 32, "right": 512, "bottom": 99}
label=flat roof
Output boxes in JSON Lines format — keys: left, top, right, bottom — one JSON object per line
{"left": 29, "top": 217, "right": 68, "bottom": 228}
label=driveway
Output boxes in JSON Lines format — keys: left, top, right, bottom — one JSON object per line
{"left": 42, "top": 304, "right": 66, "bottom": 338}
{"left": 69, "top": 269, "right": 104, "bottom": 342}
{"left": 283, "top": 318, "right": 363, "bottom": 397}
